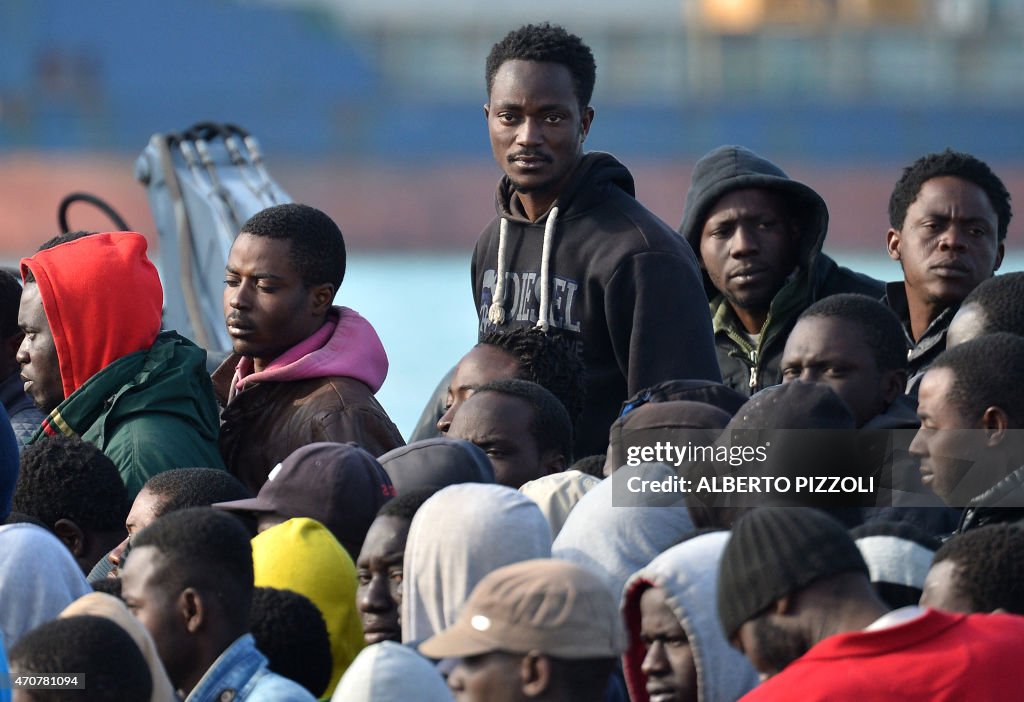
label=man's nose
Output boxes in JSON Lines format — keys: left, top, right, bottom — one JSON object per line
{"left": 516, "top": 117, "right": 543, "bottom": 146}
{"left": 731, "top": 225, "right": 760, "bottom": 257}
{"left": 938, "top": 223, "right": 970, "bottom": 251}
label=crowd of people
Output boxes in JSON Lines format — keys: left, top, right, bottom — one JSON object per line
{"left": 1, "top": 20, "right": 1023, "bottom": 702}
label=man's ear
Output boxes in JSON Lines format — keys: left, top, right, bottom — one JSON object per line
{"left": 179, "top": 588, "right": 206, "bottom": 634}
{"left": 310, "top": 283, "right": 335, "bottom": 315}
{"left": 981, "top": 406, "right": 1010, "bottom": 447}
{"left": 993, "top": 241, "right": 1005, "bottom": 273}
{"left": 53, "top": 519, "right": 86, "bottom": 558}
{"left": 882, "top": 369, "right": 908, "bottom": 406}
{"left": 484, "top": 103, "right": 491, "bottom": 121}
{"left": 520, "top": 651, "right": 552, "bottom": 698}
{"left": 580, "top": 106, "right": 595, "bottom": 142}
{"left": 886, "top": 228, "right": 902, "bottom": 262}
{"left": 541, "top": 450, "right": 566, "bottom": 476}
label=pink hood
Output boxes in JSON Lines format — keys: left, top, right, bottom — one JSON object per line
{"left": 234, "top": 306, "right": 388, "bottom": 393}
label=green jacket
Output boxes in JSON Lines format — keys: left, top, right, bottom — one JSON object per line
{"left": 29, "top": 331, "right": 224, "bottom": 496}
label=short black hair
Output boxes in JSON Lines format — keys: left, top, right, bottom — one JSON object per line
{"left": 959, "top": 272, "right": 1024, "bottom": 338}
{"left": 798, "top": 294, "right": 909, "bottom": 374}
{"left": 0, "top": 268, "right": 22, "bottom": 338}
{"left": 569, "top": 454, "right": 606, "bottom": 479}
{"left": 475, "top": 378, "right": 574, "bottom": 464}
{"left": 377, "top": 486, "right": 438, "bottom": 521}
{"left": 930, "top": 333, "right": 1024, "bottom": 424}
{"left": 486, "top": 23, "right": 596, "bottom": 111}
{"left": 13, "top": 437, "right": 127, "bottom": 532}
{"left": 9, "top": 615, "right": 151, "bottom": 702}
{"left": 888, "top": 149, "right": 1012, "bottom": 241}
{"left": 131, "top": 507, "right": 254, "bottom": 631}
{"left": 143, "top": 467, "right": 252, "bottom": 517}
{"left": 24, "top": 231, "right": 98, "bottom": 283}
{"left": 480, "top": 327, "right": 586, "bottom": 425}
{"left": 240, "top": 203, "right": 346, "bottom": 291}
{"left": 249, "top": 587, "right": 333, "bottom": 698}
{"left": 932, "top": 524, "right": 1024, "bottom": 614}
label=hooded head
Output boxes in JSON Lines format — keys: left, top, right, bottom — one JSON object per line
{"left": 19, "top": 232, "right": 162, "bottom": 408}
{"left": 678, "top": 146, "right": 828, "bottom": 302}
{"left": 622, "top": 531, "right": 759, "bottom": 702}
{"left": 519, "top": 469, "right": 601, "bottom": 538}
{"left": 0, "top": 523, "right": 91, "bottom": 646}
{"left": 552, "top": 463, "right": 695, "bottom": 598}
{"left": 61, "top": 592, "right": 177, "bottom": 702}
{"left": 251, "top": 517, "right": 365, "bottom": 697}
{"left": 332, "top": 641, "right": 453, "bottom": 702}
{"left": 401, "top": 483, "right": 552, "bottom": 644}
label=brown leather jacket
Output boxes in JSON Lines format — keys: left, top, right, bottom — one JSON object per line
{"left": 213, "top": 355, "right": 405, "bottom": 492}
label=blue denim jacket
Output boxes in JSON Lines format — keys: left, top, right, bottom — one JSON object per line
{"left": 185, "top": 634, "right": 316, "bottom": 702}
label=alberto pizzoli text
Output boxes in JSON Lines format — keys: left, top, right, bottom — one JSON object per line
{"left": 626, "top": 474, "right": 876, "bottom": 495}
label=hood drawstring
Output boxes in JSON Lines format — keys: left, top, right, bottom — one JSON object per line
{"left": 487, "top": 207, "right": 561, "bottom": 332}
{"left": 536, "top": 206, "right": 559, "bottom": 332}
{"left": 487, "top": 217, "right": 510, "bottom": 325}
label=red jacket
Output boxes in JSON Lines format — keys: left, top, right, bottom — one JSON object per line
{"left": 741, "top": 609, "right": 1024, "bottom": 702}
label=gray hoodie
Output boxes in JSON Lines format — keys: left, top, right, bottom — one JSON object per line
{"left": 401, "top": 483, "right": 552, "bottom": 644}
{"left": 621, "top": 531, "right": 759, "bottom": 702}
{"left": 552, "top": 463, "right": 695, "bottom": 598}
{"left": 0, "top": 523, "right": 91, "bottom": 646}
{"left": 332, "top": 641, "right": 453, "bottom": 701}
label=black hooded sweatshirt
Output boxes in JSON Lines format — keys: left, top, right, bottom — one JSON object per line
{"left": 472, "top": 152, "right": 721, "bottom": 458}
{"left": 678, "top": 146, "right": 884, "bottom": 396}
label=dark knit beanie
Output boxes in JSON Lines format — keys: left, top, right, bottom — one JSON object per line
{"left": 717, "top": 507, "right": 869, "bottom": 639}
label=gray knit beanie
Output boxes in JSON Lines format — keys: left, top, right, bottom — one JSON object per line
{"left": 717, "top": 507, "right": 869, "bottom": 639}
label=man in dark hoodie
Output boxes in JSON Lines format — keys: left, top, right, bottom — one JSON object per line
{"left": 17, "top": 231, "right": 225, "bottom": 497}
{"left": 679, "top": 145, "right": 883, "bottom": 396}
{"left": 472, "top": 23, "right": 720, "bottom": 459}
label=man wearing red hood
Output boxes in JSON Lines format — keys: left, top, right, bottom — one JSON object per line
{"left": 212, "top": 204, "right": 403, "bottom": 492}
{"left": 17, "top": 231, "right": 225, "bottom": 497}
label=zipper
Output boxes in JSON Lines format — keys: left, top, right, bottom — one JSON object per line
{"left": 721, "top": 326, "right": 760, "bottom": 392}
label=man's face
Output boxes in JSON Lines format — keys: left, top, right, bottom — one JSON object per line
{"left": 486, "top": 59, "right": 593, "bottom": 210}
{"left": 121, "top": 545, "right": 193, "bottom": 690}
{"left": 223, "top": 233, "right": 329, "bottom": 371}
{"left": 448, "top": 651, "right": 524, "bottom": 702}
{"left": 438, "top": 344, "right": 523, "bottom": 434}
{"left": 887, "top": 176, "right": 1003, "bottom": 313}
{"left": 945, "top": 302, "right": 990, "bottom": 348}
{"left": 638, "top": 586, "right": 698, "bottom": 702}
{"left": 781, "top": 316, "right": 900, "bottom": 427}
{"left": 699, "top": 189, "right": 799, "bottom": 315}
{"left": 108, "top": 486, "right": 167, "bottom": 576}
{"left": 910, "top": 367, "right": 991, "bottom": 505}
{"left": 15, "top": 282, "right": 63, "bottom": 413}
{"left": 356, "top": 515, "right": 411, "bottom": 646}
{"left": 920, "top": 559, "right": 975, "bottom": 614}
{"left": 734, "top": 612, "right": 807, "bottom": 680}
{"left": 447, "top": 391, "right": 555, "bottom": 488}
